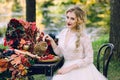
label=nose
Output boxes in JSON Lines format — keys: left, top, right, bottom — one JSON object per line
{"left": 66, "top": 18, "right": 70, "bottom": 23}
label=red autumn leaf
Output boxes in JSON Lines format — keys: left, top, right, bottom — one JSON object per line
{"left": 10, "top": 54, "right": 21, "bottom": 65}
{"left": 18, "top": 64, "right": 25, "bottom": 70}
{"left": 4, "top": 38, "right": 7, "bottom": 46}
{"left": 20, "top": 39, "right": 26, "bottom": 45}
{"left": 31, "top": 22, "right": 36, "bottom": 32}
{"left": 8, "top": 40, "right": 14, "bottom": 46}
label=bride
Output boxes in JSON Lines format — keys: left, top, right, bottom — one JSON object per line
{"left": 43, "top": 5, "right": 107, "bottom": 80}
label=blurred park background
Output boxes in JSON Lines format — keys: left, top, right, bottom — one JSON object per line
{"left": 0, "top": 0, "right": 110, "bottom": 42}
{"left": 0, "top": 0, "right": 120, "bottom": 80}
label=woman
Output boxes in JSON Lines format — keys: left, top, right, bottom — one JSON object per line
{"left": 43, "top": 6, "right": 107, "bottom": 80}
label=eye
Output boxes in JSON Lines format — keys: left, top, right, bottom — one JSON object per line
{"left": 66, "top": 16, "right": 69, "bottom": 19}
{"left": 71, "top": 17, "right": 75, "bottom": 20}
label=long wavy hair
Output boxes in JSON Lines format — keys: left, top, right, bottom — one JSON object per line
{"left": 66, "top": 6, "right": 86, "bottom": 51}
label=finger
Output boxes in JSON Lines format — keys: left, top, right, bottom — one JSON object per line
{"left": 57, "top": 69, "right": 63, "bottom": 74}
{"left": 57, "top": 71, "right": 62, "bottom": 75}
{"left": 42, "top": 34, "right": 48, "bottom": 41}
{"left": 42, "top": 36, "right": 45, "bottom": 41}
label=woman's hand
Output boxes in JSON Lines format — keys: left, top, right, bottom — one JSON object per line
{"left": 42, "top": 34, "right": 54, "bottom": 42}
{"left": 57, "top": 67, "right": 72, "bottom": 75}
{"left": 57, "top": 65, "right": 78, "bottom": 75}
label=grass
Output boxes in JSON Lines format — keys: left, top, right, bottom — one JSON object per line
{"left": 0, "top": 34, "right": 120, "bottom": 80}
{"left": 92, "top": 34, "right": 120, "bottom": 80}
{"left": 92, "top": 34, "right": 109, "bottom": 66}
{"left": 31, "top": 75, "right": 46, "bottom": 80}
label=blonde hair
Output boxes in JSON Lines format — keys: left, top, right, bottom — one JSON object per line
{"left": 66, "top": 6, "right": 86, "bottom": 50}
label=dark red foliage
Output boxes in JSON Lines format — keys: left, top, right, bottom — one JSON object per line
{"left": 5, "top": 18, "right": 40, "bottom": 53}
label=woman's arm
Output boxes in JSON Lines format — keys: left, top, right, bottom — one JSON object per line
{"left": 57, "top": 34, "right": 93, "bottom": 74}
{"left": 43, "top": 34, "right": 62, "bottom": 55}
{"left": 67, "top": 34, "right": 93, "bottom": 68}
{"left": 73, "top": 34, "right": 93, "bottom": 68}
{"left": 43, "top": 34, "right": 58, "bottom": 50}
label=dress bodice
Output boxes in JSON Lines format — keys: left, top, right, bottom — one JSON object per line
{"left": 54, "top": 28, "right": 93, "bottom": 68}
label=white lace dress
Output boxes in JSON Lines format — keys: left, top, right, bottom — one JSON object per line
{"left": 52, "top": 28, "right": 107, "bottom": 80}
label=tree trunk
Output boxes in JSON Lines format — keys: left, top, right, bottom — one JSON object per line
{"left": 110, "top": 0, "right": 120, "bottom": 60}
{"left": 26, "top": 0, "right": 36, "bottom": 22}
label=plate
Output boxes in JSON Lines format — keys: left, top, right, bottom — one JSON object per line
{"left": 38, "top": 56, "right": 60, "bottom": 63}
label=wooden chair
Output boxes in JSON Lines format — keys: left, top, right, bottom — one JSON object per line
{"left": 97, "top": 43, "right": 114, "bottom": 77}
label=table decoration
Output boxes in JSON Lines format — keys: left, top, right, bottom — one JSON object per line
{"left": 0, "top": 18, "right": 58, "bottom": 80}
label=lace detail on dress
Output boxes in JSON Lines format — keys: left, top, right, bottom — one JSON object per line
{"left": 54, "top": 28, "right": 93, "bottom": 67}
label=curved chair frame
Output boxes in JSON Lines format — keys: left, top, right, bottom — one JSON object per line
{"left": 97, "top": 43, "right": 114, "bottom": 77}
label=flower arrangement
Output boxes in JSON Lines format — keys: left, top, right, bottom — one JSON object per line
{"left": 0, "top": 18, "right": 56, "bottom": 80}
{"left": 4, "top": 18, "right": 39, "bottom": 52}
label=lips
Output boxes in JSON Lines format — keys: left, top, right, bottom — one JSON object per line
{"left": 67, "top": 23, "right": 72, "bottom": 26}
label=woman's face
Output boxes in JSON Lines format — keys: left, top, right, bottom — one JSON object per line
{"left": 66, "top": 11, "right": 77, "bottom": 29}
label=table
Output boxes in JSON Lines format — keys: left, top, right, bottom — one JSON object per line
{"left": 27, "top": 57, "right": 64, "bottom": 80}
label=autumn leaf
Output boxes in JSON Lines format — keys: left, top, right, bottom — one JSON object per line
{"left": 20, "top": 39, "right": 26, "bottom": 45}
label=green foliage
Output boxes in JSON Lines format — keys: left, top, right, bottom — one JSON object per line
{"left": 40, "top": 0, "right": 54, "bottom": 28}
{"left": 87, "top": 2, "right": 110, "bottom": 29}
{"left": 80, "top": 0, "right": 87, "bottom": 3}
{"left": 0, "top": 44, "right": 8, "bottom": 49}
{"left": 107, "top": 60, "right": 120, "bottom": 80}
{"left": 12, "top": 0, "right": 22, "bottom": 12}
{"left": 92, "top": 34, "right": 109, "bottom": 54}
{"left": 92, "top": 34, "right": 109, "bottom": 66}
{"left": 41, "top": 0, "right": 54, "bottom": 7}
{"left": 0, "top": 0, "right": 5, "bottom": 3}
{"left": 33, "top": 75, "right": 46, "bottom": 80}
{"left": 0, "top": 27, "right": 6, "bottom": 37}
{"left": 36, "top": 0, "right": 110, "bottom": 32}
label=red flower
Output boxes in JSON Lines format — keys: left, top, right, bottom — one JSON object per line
{"left": 4, "top": 38, "right": 7, "bottom": 46}
{"left": 8, "top": 40, "right": 14, "bottom": 46}
{"left": 31, "top": 22, "right": 36, "bottom": 32}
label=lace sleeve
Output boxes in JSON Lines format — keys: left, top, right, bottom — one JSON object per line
{"left": 53, "top": 29, "right": 66, "bottom": 56}
{"left": 76, "top": 34, "right": 93, "bottom": 68}
{"left": 53, "top": 46, "right": 62, "bottom": 56}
